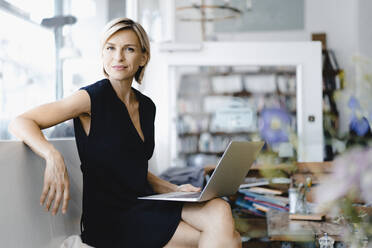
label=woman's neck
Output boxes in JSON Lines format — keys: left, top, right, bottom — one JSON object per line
{"left": 108, "top": 77, "right": 135, "bottom": 105}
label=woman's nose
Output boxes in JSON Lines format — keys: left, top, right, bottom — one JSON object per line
{"left": 114, "top": 50, "right": 124, "bottom": 61}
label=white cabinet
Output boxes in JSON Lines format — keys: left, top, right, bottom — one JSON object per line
{"left": 174, "top": 66, "right": 297, "bottom": 167}
{"left": 142, "top": 42, "right": 323, "bottom": 174}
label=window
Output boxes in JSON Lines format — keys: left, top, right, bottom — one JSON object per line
{"left": 0, "top": 9, "right": 55, "bottom": 140}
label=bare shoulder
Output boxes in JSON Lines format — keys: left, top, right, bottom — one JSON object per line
{"left": 61, "top": 89, "right": 91, "bottom": 115}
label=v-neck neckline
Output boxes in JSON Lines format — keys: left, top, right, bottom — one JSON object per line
{"left": 106, "top": 79, "right": 145, "bottom": 144}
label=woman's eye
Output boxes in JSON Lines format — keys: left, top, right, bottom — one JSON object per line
{"left": 126, "top": 47, "right": 135, "bottom": 52}
{"left": 106, "top": 46, "right": 114, "bottom": 51}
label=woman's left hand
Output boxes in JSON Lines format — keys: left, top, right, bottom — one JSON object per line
{"left": 176, "top": 184, "right": 201, "bottom": 192}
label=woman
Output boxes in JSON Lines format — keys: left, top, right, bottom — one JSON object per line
{"left": 9, "top": 18, "right": 241, "bottom": 248}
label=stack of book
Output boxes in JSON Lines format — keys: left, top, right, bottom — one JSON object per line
{"left": 235, "top": 187, "right": 289, "bottom": 217}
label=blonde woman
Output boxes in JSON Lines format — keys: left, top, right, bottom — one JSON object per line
{"left": 9, "top": 18, "right": 241, "bottom": 248}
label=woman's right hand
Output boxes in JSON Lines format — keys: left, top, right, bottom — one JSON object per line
{"left": 40, "top": 151, "right": 70, "bottom": 215}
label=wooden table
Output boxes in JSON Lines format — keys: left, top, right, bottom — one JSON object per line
{"left": 266, "top": 209, "right": 345, "bottom": 242}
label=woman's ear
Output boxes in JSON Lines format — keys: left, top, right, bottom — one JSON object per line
{"left": 140, "top": 52, "right": 148, "bottom": 67}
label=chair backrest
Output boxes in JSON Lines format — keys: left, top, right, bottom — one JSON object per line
{"left": 0, "top": 139, "right": 82, "bottom": 247}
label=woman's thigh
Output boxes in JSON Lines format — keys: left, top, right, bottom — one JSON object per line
{"left": 163, "top": 220, "right": 200, "bottom": 248}
{"left": 181, "top": 199, "right": 235, "bottom": 232}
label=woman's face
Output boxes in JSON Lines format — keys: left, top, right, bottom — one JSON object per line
{"left": 102, "top": 29, "right": 147, "bottom": 82}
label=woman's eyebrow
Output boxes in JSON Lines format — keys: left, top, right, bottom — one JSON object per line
{"left": 105, "top": 42, "right": 138, "bottom": 47}
{"left": 124, "top": 44, "right": 139, "bottom": 47}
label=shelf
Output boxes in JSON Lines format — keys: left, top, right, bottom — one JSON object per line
{"left": 180, "top": 69, "right": 296, "bottom": 78}
{"left": 178, "top": 133, "right": 201, "bottom": 137}
{"left": 176, "top": 66, "right": 299, "bottom": 163}
{"left": 178, "top": 110, "right": 296, "bottom": 117}
{"left": 177, "top": 112, "right": 210, "bottom": 116}
{"left": 179, "top": 131, "right": 254, "bottom": 136}
{"left": 178, "top": 91, "right": 296, "bottom": 98}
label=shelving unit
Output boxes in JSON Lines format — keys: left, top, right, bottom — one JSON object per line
{"left": 147, "top": 42, "right": 323, "bottom": 173}
{"left": 312, "top": 33, "right": 344, "bottom": 160}
{"left": 174, "top": 65, "right": 297, "bottom": 167}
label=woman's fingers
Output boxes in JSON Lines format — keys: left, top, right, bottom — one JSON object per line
{"left": 190, "top": 185, "right": 201, "bottom": 192}
{"left": 62, "top": 182, "right": 70, "bottom": 214}
{"left": 45, "top": 185, "right": 56, "bottom": 211}
{"left": 42, "top": 181, "right": 69, "bottom": 215}
{"left": 177, "top": 184, "right": 201, "bottom": 192}
{"left": 42, "top": 152, "right": 70, "bottom": 215}
{"left": 40, "top": 182, "right": 50, "bottom": 206}
{"left": 52, "top": 186, "right": 63, "bottom": 215}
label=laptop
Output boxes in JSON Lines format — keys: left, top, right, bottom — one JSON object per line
{"left": 138, "top": 141, "right": 264, "bottom": 202}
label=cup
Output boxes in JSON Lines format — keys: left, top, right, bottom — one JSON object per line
{"left": 288, "top": 188, "right": 298, "bottom": 214}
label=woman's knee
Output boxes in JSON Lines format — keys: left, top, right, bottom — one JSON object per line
{"left": 207, "top": 199, "right": 232, "bottom": 215}
{"left": 205, "top": 199, "right": 234, "bottom": 224}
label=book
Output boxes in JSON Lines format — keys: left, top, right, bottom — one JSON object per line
{"left": 235, "top": 196, "right": 266, "bottom": 217}
{"left": 239, "top": 177, "right": 291, "bottom": 189}
{"left": 244, "top": 196, "right": 289, "bottom": 212}
{"left": 238, "top": 189, "right": 288, "bottom": 207}
{"left": 239, "top": 178, "right": 269, "bottom": 189}
{"left": 252, "top": 203, "right": 269, "bottom": 213}
{"left": 248, "top": 187, "right": 283, "bottom": 195}
{"left": 239, "top": 181, "right": 269, "bottom": 188}
{"left": 238, "top": 207, "right": 266, "bottom": 217}
{"left": 271, "top": 195, "right": 289, "bottom": 205}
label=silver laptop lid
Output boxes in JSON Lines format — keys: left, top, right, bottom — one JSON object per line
{"left": 199, "top": 141, "right": 264, "bottom": 201}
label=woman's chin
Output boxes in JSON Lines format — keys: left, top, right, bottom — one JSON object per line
{"left": 109, "top": 73, "right": 134, "bottom": 82}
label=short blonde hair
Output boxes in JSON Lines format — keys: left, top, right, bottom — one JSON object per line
{"left": 101, "top": 17, "right": 150, "bottom": 84}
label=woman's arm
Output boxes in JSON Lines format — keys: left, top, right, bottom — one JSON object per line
{"left": 8, "top": 90, "right": 90, "bottom": 215}
{"left": 147, "top": 171, "right": 201, "bottom": 194}
{"left": 147, "top": 172, "right": 178, "bottom": 193}
{"left": 9, "top": 90, "right": 90, "bottom": 153}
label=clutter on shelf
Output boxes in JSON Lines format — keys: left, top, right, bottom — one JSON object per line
{"left": 175, "top": 65, "right": 298, "bottom": 167}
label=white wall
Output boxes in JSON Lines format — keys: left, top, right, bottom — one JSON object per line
{"left": 358, "top": 0, "right": 372, "bottom": 61}
{"left": 174, "top": 0, "right": 372, "bottom": 134}
{"left": 215, "top": 0, "right": 359, "bottom": 85}
{"left": 174, "top": 0, "right": 204, "bottom": 42}
{"left": 174, "top": 0, "right": 368, "bottom": 86}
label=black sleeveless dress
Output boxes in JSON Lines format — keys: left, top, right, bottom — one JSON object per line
{"left": 73, "top": 79, "right": 183, "bottom": 248}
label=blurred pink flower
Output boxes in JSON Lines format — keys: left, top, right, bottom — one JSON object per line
{"left": 315, "top": 147, "right": 372, "bottom": 209}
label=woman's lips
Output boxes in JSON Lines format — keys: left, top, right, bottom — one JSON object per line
{"left": 112, "top": 65, "right": 127, "bottom": 70}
